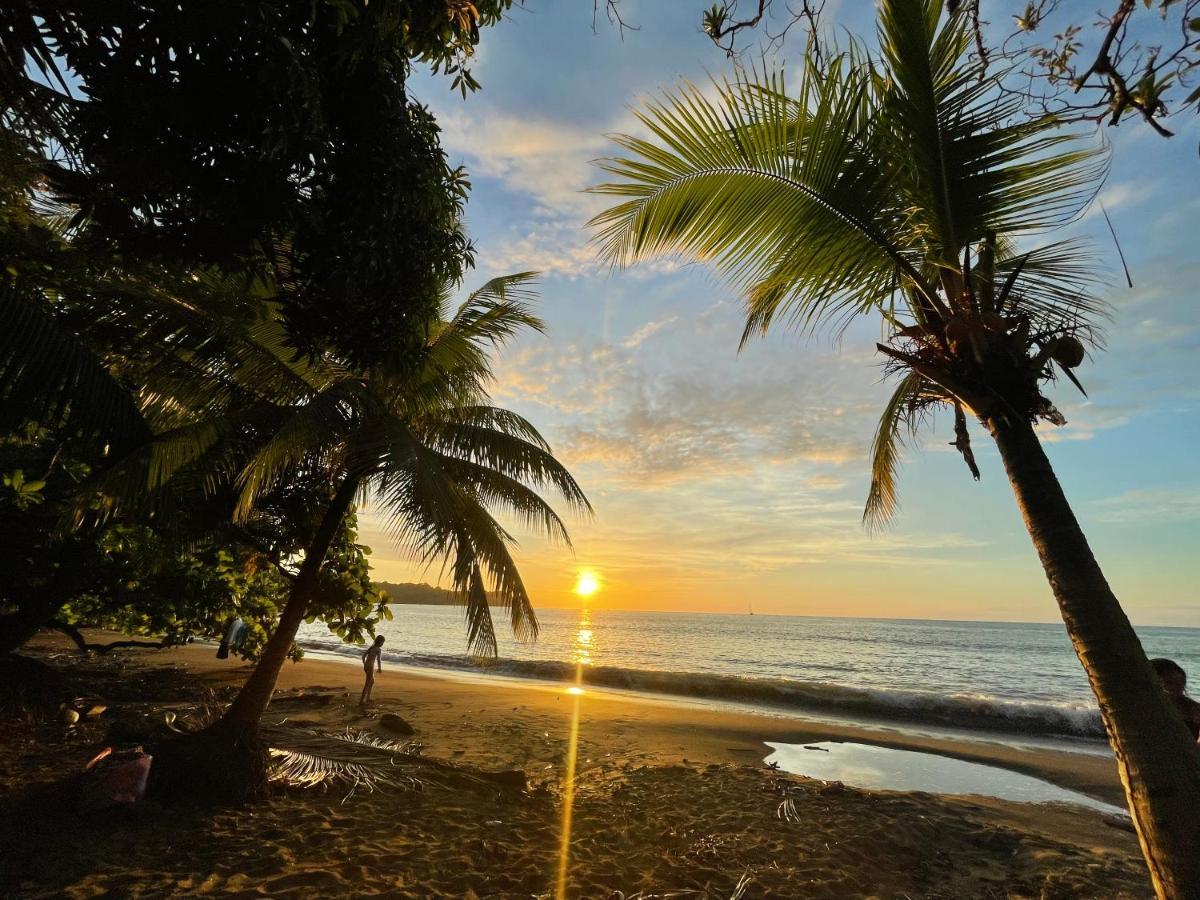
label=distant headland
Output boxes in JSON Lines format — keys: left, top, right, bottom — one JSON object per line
{"left": 373, "top": 581, "right": 458, "bottom": 606}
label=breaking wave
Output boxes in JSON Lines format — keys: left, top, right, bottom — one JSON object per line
{"left": 300, "top": 640, "right": 1105, "bottom": 740}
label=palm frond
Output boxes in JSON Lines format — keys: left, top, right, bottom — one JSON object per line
{"left": 458, "top": 561, "right": 498, "bottom": 659}
{"left": 589, "top": 65, "right": 940, "bottom": 341}
{"left": 233, "top": 378, "right": 367, "bottom": 522}
{"left": 374, "top": 438, "right": 542, "bottom": 655}
{"left": 265, "top": 726, "right": 424, "bottom": 798}
{"left": 864, "top": 372, "right": 939, "bottom": 531}
{"left": 0, "top": 281, "right": 150, "bottom": 450}
{"left": 997, "top": 239, "right": 1110, "bottom": 341}
{"left": 876, "top": 0, "right": 1107, "bottom": 265}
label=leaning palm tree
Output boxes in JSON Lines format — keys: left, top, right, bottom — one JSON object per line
{"left": 588, "top": 1, "right": 1199, "bottom": 894}
{"left": 91, "top": 273, "right": 589, "bottom": 764}
{"left": 3, "top": 260, "right": 588, "bottom": 790}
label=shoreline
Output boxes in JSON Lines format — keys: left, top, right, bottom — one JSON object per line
{"left": 187, "top": 635, "right": 1125, "bottom": 805}
{"left": 301, "top": 638, "right": 1114, "bottom": 755}
{"left": 2, "top": 632, "right": 1150, "bottom": 898}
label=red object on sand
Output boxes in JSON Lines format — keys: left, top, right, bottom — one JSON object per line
{"left": 79, "top": 747, "right": 153, "bottom": 811}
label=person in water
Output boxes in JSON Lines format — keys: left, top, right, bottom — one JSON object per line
{"left": 1151, "top": 657, "right": 1200, "bottom": 741}
{"left": 360, "top": 635, "right": 385, "bottom": 705}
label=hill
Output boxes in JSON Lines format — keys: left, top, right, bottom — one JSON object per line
{"left": 373, "top": 581, "right": 458, "bottom": 605}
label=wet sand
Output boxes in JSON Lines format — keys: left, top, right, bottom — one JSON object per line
{"left": 0, "top": 633, "right": 1151, "bottom": 898}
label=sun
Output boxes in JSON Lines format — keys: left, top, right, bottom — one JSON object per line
{"left": 574, "top": 571, "right": 599, "bottom": 598}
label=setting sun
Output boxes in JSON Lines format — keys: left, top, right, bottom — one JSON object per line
{"left": 574, "top": 571, "right": 599, "bottom": 598}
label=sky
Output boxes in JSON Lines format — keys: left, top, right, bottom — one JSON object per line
{"left": 359, "top": 1, "right": 1200, "bottom": 626}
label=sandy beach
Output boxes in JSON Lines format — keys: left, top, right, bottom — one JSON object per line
{"left": 0, "top": 632, "right": 1152, "bottom": 898}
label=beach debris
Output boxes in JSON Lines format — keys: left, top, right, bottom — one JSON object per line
{"left": 607, "top": 868, "right": 753, "bottom": 899}
{"left": 266, "top": 727, "right": 424, "bottom": 800}
{"left": 263, "top": 725, "right": 524, "bottom": 801}
{"left": 1103, "top": 815, "right": 1137, "bottom": 834}
{"left": 79, "top": 746, "right": 153, "bottom": 811}
{"left": 60, "top": 706, "right": 80, "bottom": 726}
{"left": 377, "top": 713, "right": 416, "bottom": 736}
{"left": 162, "top": 711, "right": 184, "bottom": 733}
{"left": 777, "top": 796, "right": 800, "bottom": 823}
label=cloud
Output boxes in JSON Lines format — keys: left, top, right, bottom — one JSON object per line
{"left": 437, "top": 109, "right": 607, "bottom": 218}
{"left": 493, "top": 324, "right": 884, "bottom": 488}
{"left": 1091, "top": 488, "right": 1200, "bottom": 525}
{"left": 623, "top": 315, "right": 678, "bottom": 349}
{"left": 476, "top": 226, "right": 601, "bottom": 279}
{"left": 1078, "top": 180, "right": 1142, "bottom": 224}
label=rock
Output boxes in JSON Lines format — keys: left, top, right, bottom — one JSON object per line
{"left": 378, "top": 713, "right": 416, "bottom": 736}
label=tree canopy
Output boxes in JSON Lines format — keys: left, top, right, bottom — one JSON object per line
{"left": 1, "top": 0, "right": 514, "bottom": 366}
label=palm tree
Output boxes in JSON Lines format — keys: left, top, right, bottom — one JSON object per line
{"left": 588, "top": 1, "right": 1199, "bottom": 894}
{"left": 88, "top": 272, "right": 589, "bottom": 761}
{"left": 2, "top": 260, "right": 589, "bottom": 791}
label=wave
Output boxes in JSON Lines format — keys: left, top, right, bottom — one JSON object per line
{"left": 299, "top": 638, "right": 1106, "bottom": 741}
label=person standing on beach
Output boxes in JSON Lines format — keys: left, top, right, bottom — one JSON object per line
{"left": 360, "top": 635, "right": 385, "bottom": 705}
{"left": 1151, "top": 658, "right": 1200, "bottom": 741}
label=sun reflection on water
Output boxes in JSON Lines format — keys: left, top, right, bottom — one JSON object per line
{"left": 572, "top": 609, "right": 594, "bottom": 667}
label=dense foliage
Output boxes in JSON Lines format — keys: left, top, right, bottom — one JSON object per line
{"left": 0, "top": 0, "right": 531, "bottom": 659}
{"left": 0, "top": 420, "right": 387, "bottom": 659}
{"left": 1, "top": 0, "right": 513, "bottom": 367}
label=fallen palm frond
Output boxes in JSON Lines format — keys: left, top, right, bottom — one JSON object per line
{"left": 262, "top": 725, "right": 525, "bottom": 800}
{"left": 264, "top": 726, "right": 425, "bottom": 800}
{"left": 776, "top": 795, "right": 800, "bottom": 823}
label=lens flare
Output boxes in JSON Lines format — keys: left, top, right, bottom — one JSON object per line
{"left": 554, "top": 610, "right": 592, "bottom": 899}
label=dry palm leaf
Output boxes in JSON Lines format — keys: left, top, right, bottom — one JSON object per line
{"left": 263, "top": 725, "right": 522, "bottom": 800}
{"left": 264, "top": 726, "right": 424, "bottom": 800}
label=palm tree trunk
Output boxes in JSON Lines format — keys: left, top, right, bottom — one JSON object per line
{"left": 213, "top": 471, "right": 362, "bottom": 742}
{"left": 988, "top": 414, "right": 1200, "bottom": 899}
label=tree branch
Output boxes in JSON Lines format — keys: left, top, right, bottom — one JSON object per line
{"left": 593, "top": 0, "right": 639, "bottom": 39}
{"left": 49, "top": 620, "right": 172, "bottom": 654}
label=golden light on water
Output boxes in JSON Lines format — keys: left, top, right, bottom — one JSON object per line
{"left": 554, "top": 608, "right": 593, "bottom": 899}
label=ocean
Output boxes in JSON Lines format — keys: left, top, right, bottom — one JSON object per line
{"left": 298, "top": 606, "right": 1200, "bottom": 745}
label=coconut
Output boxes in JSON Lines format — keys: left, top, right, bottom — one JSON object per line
{"left": 1051, "top": 336, "right": 1086, "bottom": 368}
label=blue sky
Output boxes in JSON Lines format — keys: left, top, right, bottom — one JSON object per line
{"left": 362, "top": 1, "right": 1200, "bottom": 626}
